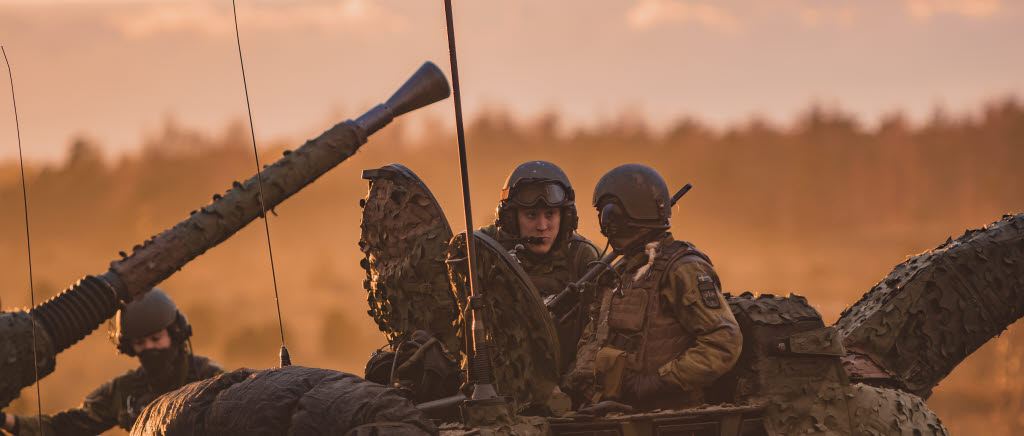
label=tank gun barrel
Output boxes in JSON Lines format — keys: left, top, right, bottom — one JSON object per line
{"left": 835, "top": 212, "right": 1024, "bottom": 397}
{"left": 0, "top": 61, "right": 451, "bottom": 408}
{"left": 108, "top": 61, "right": 449, "bottom": 302}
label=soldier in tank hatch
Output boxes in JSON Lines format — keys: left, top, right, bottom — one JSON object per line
{"left": 566, "top": 164, "right": 742, "bottom": 411}
{"left": 1, "top": 289, "right": 224, "bottom": 436}
{"left": 476, "top": 160, "right": 601, "bottom": 371}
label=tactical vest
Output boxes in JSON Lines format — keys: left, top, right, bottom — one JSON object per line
{"left": 596, "top": 240, "right": 712, "bottom": 373}
{"left": 521, "top": 234, "right": 597, "bottom": 296}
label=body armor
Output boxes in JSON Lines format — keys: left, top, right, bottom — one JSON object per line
{"left": 573, "top": 238, "right": 720, "bottom": 408}
{"left": 599, "top": 240, "right": 712, "bottom": 371}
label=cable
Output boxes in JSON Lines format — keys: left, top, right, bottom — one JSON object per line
{"left": 229, "top": 1, "right": 290, "bottom": 367}
{"left": 2, "top": 44, "right": 44, "bottom": 431}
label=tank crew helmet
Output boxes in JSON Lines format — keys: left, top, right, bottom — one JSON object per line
{"left": 592, "top": 164, "right": 672, "bottom": 238}
{"left": 496, "top": 160, "right": 579, "bottom": 236}
{"left": 113, "top": 288, "right": 192, "bottom": 356}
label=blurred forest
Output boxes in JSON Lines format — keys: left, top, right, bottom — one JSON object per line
{"left": 1, "top": 98, "right": 1023, "bottom": 435}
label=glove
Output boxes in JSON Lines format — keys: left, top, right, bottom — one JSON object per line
{"left": 1, "top": 411, "right": 19, "bottom": 435}
{"left": 624, "top": 370, "right": 676, "bottom": 402}
{"left": 576, "top": 400, "right": 634, "bottom": 416}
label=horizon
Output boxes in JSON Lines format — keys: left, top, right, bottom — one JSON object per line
{"left": 1, "top": 94, "right": 1021, "bottom": 166}
{"left": 2, "top": 0, "right": 1022, "bottom": 161}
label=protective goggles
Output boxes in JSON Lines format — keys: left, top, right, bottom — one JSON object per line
{"left": 502, "top": 182, "right": 569, "bottom": 207}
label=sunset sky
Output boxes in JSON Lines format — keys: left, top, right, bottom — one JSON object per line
{"left": 0, "top": 0, "right": 1022, "bottom": 161}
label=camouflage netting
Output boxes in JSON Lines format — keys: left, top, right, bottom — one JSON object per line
{"left": 130, "top": 366, "right": 437, "bottom": 436}
{"left": 717, "top": 293, "right": 853, "bottom": 435}
{"left": 111, "top": 121, "right": 367, "bottom": 302}
{"left": 846, "top": 384, "right": 949, "bottom": 436}
{"left": 447, "top": 231, "right": 561, "bottom": 410}
{"left": 0, "top": 311, "right": 56, "bottom": 408}
{"left": 360, "top": 164, "right": 460, "bottom": 352}
{"left": 835, "top": 213, "right": 1024, "bottom": 398}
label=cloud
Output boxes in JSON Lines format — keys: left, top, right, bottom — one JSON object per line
{"left": 904, "top": 0, "right": 1001, "bottom": 21}
{"left": 793, "top": 4, "right": 858, "bottom": 28}
{"left": 626, "top": 0, "right": 742, "bottom": 34}
{"left": 106, "top": 0, "right": 407, "bottom": 38}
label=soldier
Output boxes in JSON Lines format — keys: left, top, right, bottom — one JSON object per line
{"left": 478, "top": 160, "right": 600, "bottom": 370}
{"left": 567, "top": 164, "right": 742, "bottom": 411}
{"left": 1, "top": 289, "right": 224, "bottom": 435}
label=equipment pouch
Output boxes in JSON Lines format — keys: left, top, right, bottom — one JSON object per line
{"left": 608, "top": 289, "right": 647, "bottom": 332}
{"left": 594, "top": 346, "right": 628, "bottom": 402}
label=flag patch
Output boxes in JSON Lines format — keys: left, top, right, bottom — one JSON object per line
{"left": 697, "top": 274, "right": 720, "bottom": 308}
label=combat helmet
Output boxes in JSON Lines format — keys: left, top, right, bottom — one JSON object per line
{"left": 113, "top": 288, "right": 192, "bottom": 356}
{"left": 592, "top": 163, "right": 672, "bottom": 237}
{"left": 495, "top": 160, "right": 578, "bottom": 236}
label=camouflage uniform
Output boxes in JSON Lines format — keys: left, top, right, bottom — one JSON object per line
{"left": 569, "top": 233, "right": 741, "bottom": 409}
{"left": 479, "top": 224, "right": 600, "bottom": 371}
{"left": 11, "top": 354, "right": 224, "bottom": 435}
{"left": 479, "top": 161, "right": 602, "bottom": 372}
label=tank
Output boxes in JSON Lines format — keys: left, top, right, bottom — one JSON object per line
{"left": 0, "top": 61, "right": 452, "bottom": 410}
{"left": 124, "top": 160, "right": 1022, "bottom": 435}
{"left": 352, "top": 165, "right": 1023, "bottom": 435}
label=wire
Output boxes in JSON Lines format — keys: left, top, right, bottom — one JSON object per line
{"left": 2, "top": 44, "right": 44, "bottom": 431}
{"left": 229, "top": 1, "right": 289, "bottom": 362}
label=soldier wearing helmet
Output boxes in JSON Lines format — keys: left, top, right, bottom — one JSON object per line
{"left": 478, "top": 161, "right": 600, "bottom": 370}
{"left": 1, "top": 289, "right": 224, "bottom": 435}
{"left": 567, "top": 164, "right": 741, "bottom": 411}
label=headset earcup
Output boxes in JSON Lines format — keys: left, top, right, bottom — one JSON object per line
{"left": 498, "top": 206, "right": 518, "bottom": 235}
{"left": 176, "top": 312, "right": 193, "bottom": 342}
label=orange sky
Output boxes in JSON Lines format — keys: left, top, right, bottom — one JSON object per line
{"left": 0, "top": 0, "right": 1022, "bottom": 161}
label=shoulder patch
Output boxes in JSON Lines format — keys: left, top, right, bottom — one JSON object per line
{"left": 697, "top": 274, "right": 721, "bottom": 308}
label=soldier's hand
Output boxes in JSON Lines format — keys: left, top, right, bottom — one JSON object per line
{"left": 1, "top": 411, "right": 17, "bottom": 434}
{"left": 625, "top": 370, "right": 677, "bottom": 402}
{"left": 576, "top": 400, "right": 634, "bottom": 416}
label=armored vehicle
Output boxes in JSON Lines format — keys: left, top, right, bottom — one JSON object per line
{"left": 352, "top": 164, "right": 1023, "bottom": 435}
{"left": 125, "top": 164, "right": 1020, "bottom": 435}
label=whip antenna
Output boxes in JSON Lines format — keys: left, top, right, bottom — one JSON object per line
{"left": 443, "top": 0, "right": 506, "bottom": 411}
{"left": 3, "top": 44, "right": 44, "bottom": 430}
{"left": 230, "top": 1, "right": 291, "bottom": 367}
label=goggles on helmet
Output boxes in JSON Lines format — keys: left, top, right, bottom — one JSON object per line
{"left": 502, "top": 182, "right": 568, "bottom": 208}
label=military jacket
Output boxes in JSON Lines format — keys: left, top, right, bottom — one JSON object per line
{"left": 479, "top": 224, "right": 600, "bottom": 370}
{"left": 14, "top": 354, "right": 225, "bottom": 436}
{"left": 569, "top": 234, "right": 742, "bottom": 409}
